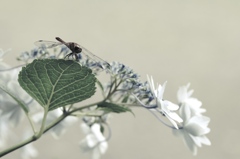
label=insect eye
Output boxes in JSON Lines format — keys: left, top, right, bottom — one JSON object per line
{"left": 74, "top": 46, "right": 82, "bottom": 53}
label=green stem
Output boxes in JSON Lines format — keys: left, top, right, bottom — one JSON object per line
{"left": 26, "top": 114, "right": 37, "bottom": 134}
{"left": 0, "top": 136, "right": 38, "bottom": 157}
{"left": 0, "top": 101, "right": 102, "bottom": 157}
{"left": 36, "top": 107, "right": 48, "bottom": 137}
{"left": 111, "top": 102, "right": 142, "bottom": 107}
{"left": 0, "top": 107, "right": 49, "bottom": 157}
{"left": 106, "top": 79, "right": 123, "bottom": 99}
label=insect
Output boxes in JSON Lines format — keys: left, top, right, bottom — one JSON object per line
{"left": 34, "top": 37, "right": 111, "bottom": 71}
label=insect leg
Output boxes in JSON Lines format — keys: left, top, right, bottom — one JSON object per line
{"left": 64, "top": 53, "right": 72, "bottom": 59}
{"left": 74, "top": 53, "right": 80, "bottom": 61}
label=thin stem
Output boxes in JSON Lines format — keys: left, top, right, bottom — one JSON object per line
{"left": 132, "top": 93, "right": 157, "bottom": 109}
{"left": 0, "top": 64, "right": 26, "bottom": 72}
{"left": 110, "top": 102, "right": 142, "bottom": 107}
{"left": 0, "top": 136, "right": 38, "bottom": 157}
{"left": 147, "top": 109, "right": 174, "bottom": 129}
{"left": 103, "top": 122, "right": 112, "bottom": 141}
{"left": 0, "top": 107, "right": 49, "bottom": 157}
{"left": 23, "top": 99, "right": 37, "bottom": 133}
{"left": 67, "top": 104, "right": 74, "bottom": 112}
{"left": 106, "top": 79, "right": 123, "bottom": 99}
{"left": 0, "top": 100, "right": 103, "bottom": 157}
{"left": 43, "top": 111, "right": 69, "bottom": 133}
{"left": 132, "top": 93, "right": 175, "bottom": 129}
{"left": 26, "top": 114, "right": 37, "bottom": 134}
{"left": 96, "top": 79, "right": 106, "bottom": 98}
{"left": 106, "top": 78, "right": 116, "bottom": 98}
{"left": 36, "top": 107, "right": 49, "bottom": 137}
{"left": 70, "top": 112, "right": 102, "bottom": 117}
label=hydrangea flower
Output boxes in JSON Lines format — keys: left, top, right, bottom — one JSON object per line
{"left": 103, "top": 62, "right": 142, "bottom": 103}
{"left": 0, "top": 63, "right": 32, "bottom": 126}
{"left": 177, "top": 83, "right": 206, "bottom": 116}
{"left": 173, "top": 104, "right": 211, "bottom": 155}
{"left": 79, "top": 123, "right": 108, "bottom": 159}
{"left": 0, "top": 44, "right": 211, "bottom": 158}
{"left": 147, "top": 75, "right": 183, "bottom": 128}
{"left": 135, "top": 75, "right": 182, "bottom": 129}
{"left": 0, "top": 116, "right": 10, "bottom": 148}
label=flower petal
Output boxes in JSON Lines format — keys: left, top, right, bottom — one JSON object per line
{"left": 147, "top": 75, "right": 155, "bottom": 96}
{"left": 167, "top": 111, "right": 183, "bottom": 123}
{"left": 179, "top": 105, "right": 191, "bottom": 122}
{"left": 156, "top": 81, "right": 167, "bottom": 100}
{"left": 164, "top": 100, "right": 179, "bottom": 111}
{"left": 185, "top": 116, "right": 210, "bottom": 136}
{"left": 182, "top": 131, "right": 198, "bottom": 155}
{"left": 86, "top": 134, "right": 98, "bottom": 147}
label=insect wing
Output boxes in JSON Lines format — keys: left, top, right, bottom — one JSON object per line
{"left": 79, "top": 45, "right": 111, "bottom": 70}
{"left": 34, "top": 40, "right": 63, "bottom": 49}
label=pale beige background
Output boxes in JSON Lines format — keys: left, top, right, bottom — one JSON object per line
{"left": 1, "top": 0, "right": 240, "bottom": 159}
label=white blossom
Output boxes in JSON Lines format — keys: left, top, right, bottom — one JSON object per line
{"left": 173, "top": 105, "right": 211, "bottom": 155}
{"left": 0, "top": 44, "right": 212, "bottom": 158}
{"left": 177, "top": 83, "right": 206, "bottom": 116}
{"left": 79, "top": 123, "right": 108, "bottom": 159}
{"left": 0, "top": 63, "right": 32, "bottom": 126}
{"left": 147, "top": 75, "right": 182, "bottom": 129}
{"left": 0, "top": 116, "right": 10, "bottom": 148}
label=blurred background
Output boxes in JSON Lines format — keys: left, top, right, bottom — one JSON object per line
{"left": 1, "top": 0, "right": 240, "bottom": 159}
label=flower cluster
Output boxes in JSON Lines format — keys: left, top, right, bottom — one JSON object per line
{"left": 103, "top": 61, "right": 211, "bottom": 155}
{"left": 173, "top": 84, "right": 211, "bottom": 155}
{"left": 17, "top": 45, "right": 70, "bottom": 62}
{"left": 0, "top": 52, "right": 36, "bottom": 156}
{"left": 0, "top": 42, "right": 211, "bottom": 159}
{"left": 133, "top": 75, "right": 211, "bottom": 155}
{"left": 103, "top": 61, "right": 142, "bottom": 103}
{"left": 79, "top": 116, "right": 110, "bottom": 159}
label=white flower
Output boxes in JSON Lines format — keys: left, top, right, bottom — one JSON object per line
{"left": 147, "top": 75, "right": 182, "bottom": 129}
{"left": 0, "top": 116, "right": 10, "bottom": 148}
{"left": 173, "top": 105, "right": 211, "bottom": 155}
{"left": 79, "top": 123, "right": 108, "bottom": 159}
{"left": 0, "top": 62, "right": 32, "bottom": 126}
{"left": 177, "top": 83, "right": 206, "bottom": 116}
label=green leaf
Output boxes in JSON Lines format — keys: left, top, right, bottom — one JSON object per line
{"left": 121, "top": 96, "right": 129, "bottom": 103}
{"left": 18, "top": 59, "right": 96, "bottom": 111}
{"left": 97, "top": 102, "right": 133, "bottom": 114}
{"left": 0, "top": 84, "right": 29, "bottom": 113}
{"left": 100, "top": 125, "right": 105, "bottom": 134}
